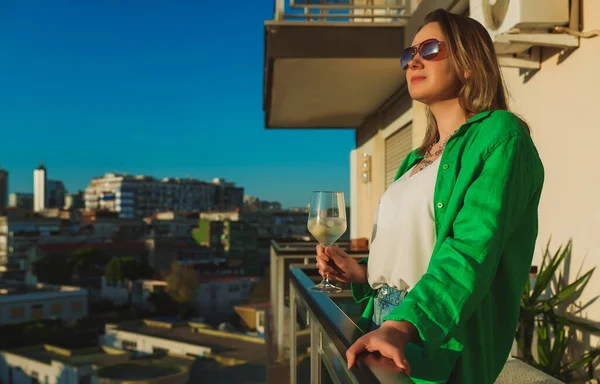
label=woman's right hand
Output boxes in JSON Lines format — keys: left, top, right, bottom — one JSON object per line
{"left": 316, "top": 245, "right": 368, "bottom": 284}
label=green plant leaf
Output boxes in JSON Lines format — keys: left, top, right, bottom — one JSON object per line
{"left": 555, "top": 313, "right": 600, "bottom": 334}
{"left": 532, "top": 241, "right": 571, "bottom": 302}
{"left": 548, "top": 320, "right": 571, "bottom": 373}
{"left": 537, "top": 317, "right": 551, "bottom": 367}
{"left": 564, "top": 348, "right": 600, "bottom": 373}
{"left": 548, "top": 268, "right": 595, "bottom": 308}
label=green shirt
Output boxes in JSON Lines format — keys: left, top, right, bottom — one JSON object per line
{"left": 351, "top": 110, "right": 544, "bottom": 384}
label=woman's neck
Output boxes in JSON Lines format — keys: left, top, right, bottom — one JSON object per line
{"left": 429, "top": 99, "right": 468, "bottom": 142}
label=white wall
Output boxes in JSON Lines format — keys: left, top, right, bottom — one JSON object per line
{"left": 101, "top": 329, "right": 211, "bottom": 358}
{"left": 0, "top": 352, "right": 80, "bottom": 384}
{"left": 195, "top": 278, "right": 256, "bottom": 316}
{"left": 0, "top": 289, "right": 88, "bottom": 326}
{"left": 100, "top": 277, "right": 130, "bottom": 307}
{"left": 351, "top": 108, "right": 414, "bottom": 241}
{"left": 501, "top": 0, "right": 600, "bottom": 326}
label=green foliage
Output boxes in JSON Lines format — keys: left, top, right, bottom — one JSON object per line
{"left": 165, "top": 262, "right": 200, "bottom": 318}
{"left": 105, "top": 257, "right": 155, "bottom": 283}
{"left": 33, "top": 254, "right": 73, "bottom": 284}
{"left": 517, "top": 239, "right": 600, "bottom": 382}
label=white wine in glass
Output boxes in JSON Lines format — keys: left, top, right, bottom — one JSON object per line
{"left": 307, "top": 191, "right": 347, "bottom": 293}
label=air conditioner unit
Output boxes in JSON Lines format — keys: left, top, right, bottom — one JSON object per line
{"left": 470, "top": 0, "right": 570, "bottom": 55}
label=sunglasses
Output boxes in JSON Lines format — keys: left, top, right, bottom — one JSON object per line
{"left": 400, "top": 38, "right": 448, "bottom": 70}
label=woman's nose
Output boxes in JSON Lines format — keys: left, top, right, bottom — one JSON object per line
{"left": 408, "top": 53, "right": 424, "bottom": 70}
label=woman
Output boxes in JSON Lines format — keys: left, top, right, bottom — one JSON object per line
{"left": 315, "top": 8, "right": 544, "bottom": 384}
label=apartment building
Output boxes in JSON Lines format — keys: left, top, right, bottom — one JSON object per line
{"left": 0, "top": 280, "right": 87, "bottom": 326}
{"left": 0, "top": 213, "right": 64, "bottom": 270}
{"left": 196, "top": 275, "right": 258, "bottom": 322}
{"left": 84, "top": 173, "right": 244, "bottom": 218}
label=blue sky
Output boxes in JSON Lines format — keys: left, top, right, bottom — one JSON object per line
{"left": 0, "top": 0, "right": 355, "bottom": 208}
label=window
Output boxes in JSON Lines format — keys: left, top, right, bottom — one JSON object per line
{"left": 152, "top": 346, "right": 169, "bottom": 355}
{"left": 71, "top": 301, "right": 82, "bottom": 313}
{"left": 11, "top": 306, "right": 24, "bottom": 320}
{"left": 228, "top": 285, "right": 240, "bottom": 293}
{"left": 31, "top": 304, "right": 44, "bottom": 320}
{"left": 31, "top": 371, "right": 39, "bottom": 384}
{"left": 50, "top": 303, "right": 63, "bottom": 316}
{"left": 122, "top": 340, "right": 137, "bottom": 351}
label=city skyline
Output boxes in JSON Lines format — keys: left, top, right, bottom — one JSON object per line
{"left": 0, "top": 1, "right": 355, "bottom": 209}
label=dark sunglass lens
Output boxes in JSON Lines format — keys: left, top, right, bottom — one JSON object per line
{"left": 400, "top": 48, "right": 414, "bottom": 69}
{"left": 420, "top": 40, "right": 440, "bottom": 60}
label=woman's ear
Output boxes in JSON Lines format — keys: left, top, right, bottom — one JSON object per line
{"left": 464, "top": 69, "right": 472, "bottom": 79}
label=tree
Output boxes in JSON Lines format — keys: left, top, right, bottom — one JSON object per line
{"left": 33, "top": 255, "right": 72, "bottom": 284}
{"left": 105, "top": 258, "right": 124, "bottom": 283}
{"left": 105, "top": 257, "right": 155, "bottom": 283}
{"left": 121, "top": 258, "right": 155, "bottom": 281}
{"left": 72, "top": 247, "right": 110, "bottom": 275}
{"left": 165, "top": 262, "right": 199, "bottom": 318}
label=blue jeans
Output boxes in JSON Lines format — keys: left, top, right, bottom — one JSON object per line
{"left": 372, "top": 284, "right": 408, "bottom": 330}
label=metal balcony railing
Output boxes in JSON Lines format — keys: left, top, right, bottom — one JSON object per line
{"left": 289, "top": 267, "right": 414, "bottom": 383}
{"left": 269, "top": 240, "right": 364, "bottom": 364}
{"left": 268, "top": 241, "right": 411, "bottom": 383}
{"left": 274, "top": 0, "right": 412, "bottom": 24}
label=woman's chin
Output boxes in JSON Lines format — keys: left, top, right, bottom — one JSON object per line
{"left": 408, "top": 91, "right": 433, "bottom": 105}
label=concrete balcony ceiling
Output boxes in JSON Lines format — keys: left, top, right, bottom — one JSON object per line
{"left": 263, "top": 22, "right": 407, "bottom": 129}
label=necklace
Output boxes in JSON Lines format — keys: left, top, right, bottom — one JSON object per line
{"left": 417, "top": 131, "right": 456, "bottom": 172}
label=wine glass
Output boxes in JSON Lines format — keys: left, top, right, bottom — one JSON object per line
{"left": 307, "top": 191, "right": 347, "bottom": 293}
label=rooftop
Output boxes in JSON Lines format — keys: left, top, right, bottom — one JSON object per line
{"left": 5, "top": 344, "right": 130, "bottom": 367}
{"left": 110, "top": 320, "right": 266, "bottom": 364}
{"left": 0, "top": 280, "right": 81, "bottom": 297}
{"left": 95, "top": 359, "right": 190, "bottom": 382}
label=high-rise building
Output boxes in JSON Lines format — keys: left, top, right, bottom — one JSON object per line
{"left": 0, "top": 165, "right": 8, "bottom": 210}
{"left": 33, "top": 163, "right": 47, "bottom": 212}
{"left": 85, "top": 173, "right": 218, "bottom": 218}
{"left": 47, "top": 180, "right": 66, "bottom": 209}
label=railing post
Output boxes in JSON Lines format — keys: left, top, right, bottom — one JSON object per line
{"left": 310, "top": 314, "right": 322, "bottom": 384}
{"left": 275, "top": 0, "right": 285, "bottom": 21}
{"left": 289, "top": 282, "right": 297, "bottom": 384}
{"left": 277, "top": 251, "right": 286, "bottom": 362}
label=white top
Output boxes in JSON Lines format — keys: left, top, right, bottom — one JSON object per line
{"left": 367, "top": 158, "right": 440, "bottom": 291}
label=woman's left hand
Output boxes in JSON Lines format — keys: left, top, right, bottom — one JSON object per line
{"left": 346, "top": 320, "right": 417, "bottom": 376}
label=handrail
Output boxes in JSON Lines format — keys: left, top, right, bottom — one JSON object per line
{"left": 289, "top": 267, "right": 414, "bottom": 383}
{"left": 273, "top": 0, "right": 412, "bottom": 23}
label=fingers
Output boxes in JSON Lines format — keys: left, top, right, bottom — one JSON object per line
{"left": 387, "top": 349, "right": 411, "bottom": 376}
{"left": 346, "top": 336, "right": 367, "bottom": 369}
{"left": 316, "top": 245, "right": 329, "bottom": 262}
{"left": 325, "top": 246, "right": 348, "bottom": 262}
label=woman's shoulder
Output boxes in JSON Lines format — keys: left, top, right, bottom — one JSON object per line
{"left": 467, "top": 110, "right": 531, "bottom": 152}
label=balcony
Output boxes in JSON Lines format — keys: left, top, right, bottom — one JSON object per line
{"left": 263, "top": 0, "right": 412, "bottom": 129}
{"left": 267, "top": 240, "right": 565, "bottom": 384}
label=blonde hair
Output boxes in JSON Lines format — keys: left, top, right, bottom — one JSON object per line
{"left": 417, "top": 9, "right": 529, "bottom": 154}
